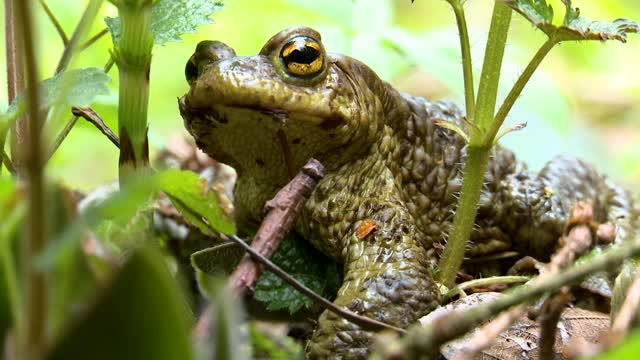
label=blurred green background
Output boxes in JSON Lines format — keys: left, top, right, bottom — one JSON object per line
{"left": 1, "top": 0, "right": 639, "bottom": 192}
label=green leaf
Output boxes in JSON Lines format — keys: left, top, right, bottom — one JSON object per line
{"left": 192, "top": 242, "right": 245, "bottom": 278}
{"left": 155, "top": 169, "right": 235, "bottom": 235}
{"left": 253, "top": 234, "right": 341, "bottom": 314}
{"left": 45, "top": 248, "right": 195, "bottom": 360}
{"left": 106, "top": 0, "right": 224, "bottom": 45}
{"left": 38, "top": 169, "right": 234, "bottom": 269}
{"left": 502, "top": 0, "right": 639, "bottom": 42}
{"left": 1, "top": 68, "right": 110, "bottom": 130}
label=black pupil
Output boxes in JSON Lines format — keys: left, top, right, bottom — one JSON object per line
{"left": 283, "top": 43, "right": 319, "bottom": 66}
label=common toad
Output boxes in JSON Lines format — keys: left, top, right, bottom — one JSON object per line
{"left": 178, "top": 27, "right": 639, "bottom": 359}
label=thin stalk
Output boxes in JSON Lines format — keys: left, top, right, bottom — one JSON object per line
{"left": 438, "top": 146, "right": 490, "bottom": 287}
{"left": 472, "top": 1, "right": 512, "bottom": 137}
{"left": 55, "top": 0, "right": 104, "bottom": 74}
{"left": 79, "top": 28, "right": 109, "bottom": 51}
{"left": 14, "top": 0, "right": 47, "bottom": 358}
{"left": 2, "top": 150, "right": 16, "bottom": 174}
{"left": 483, "top": 38, "right": 557, "bottom": 147}
{"left": 5, "top": 0, "right": 26, "bottom": 171}
{"left": 437, "top": 2, "right": 513, "bottom": 288}
{"left": 449, "top": 0, "right": 475, "bottom": 117}
{"left": 38, "top": 0, "right": 69, "bottom": 45}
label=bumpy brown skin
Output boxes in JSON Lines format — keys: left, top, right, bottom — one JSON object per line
{"left": 179, "top": 27, "right": 639, "bottom": 359}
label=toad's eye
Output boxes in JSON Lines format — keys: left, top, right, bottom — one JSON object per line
{"left": 280, "top": 36, "right": 324, "bottom": 77}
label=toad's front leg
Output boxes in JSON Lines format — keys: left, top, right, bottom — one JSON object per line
{"left": 305, "top": 203, "right": 440, "bottom": 359}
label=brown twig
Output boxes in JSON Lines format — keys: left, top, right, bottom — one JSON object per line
{"left": 71, "top": 107, "right": 120, "bottom": 148}
{"left": 38, "top": 0, "right": 69, "bottom": 45}
{"left": 611, "top": 270, "right": 640, "bottom": 335}
{"left": 194, "top": 159, "right": 324, "bottom": 340}
{"left": 538, "top": 288, "right": 571, "bottom": 359}
{"left": 228, "top": 159, "right": 324, "bottom": 296}
{"left": 47, "top": 58, "right": 115, "bottom": 160}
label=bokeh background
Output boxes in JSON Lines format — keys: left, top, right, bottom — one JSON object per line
{"left": 1, "top": 0, "right": 639, "bottom": 193}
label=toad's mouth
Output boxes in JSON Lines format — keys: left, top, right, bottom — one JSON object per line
{"left": 179, "top": 95, "right": 345, "bottom": 131}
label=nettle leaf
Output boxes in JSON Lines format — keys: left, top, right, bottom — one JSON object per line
{"left": 502, "top": 0, "right": 639, "bottom": 42}
{"left": 2, "top": 68, "right": 110, "bottom": 129}
{"left": 253, "top": 234, "right": 341, "bottom": 314}
{"left": 106, "top": 0, "right": 224, "bottom": 45}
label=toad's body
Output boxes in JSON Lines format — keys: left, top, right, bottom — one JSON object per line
{"left": 179, "top": 27, "right": 639, "bottom": 359}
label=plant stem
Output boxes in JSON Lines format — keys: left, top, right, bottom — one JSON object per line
{"left": 5, "top": 0, "right": 26, "bottom": 171}
{"left": 112, "top": 0, "right": 153, "bottom": 182}
{"left": 55, "top": 0, "right": 104, "bottom": 75}
{"left": 38, "top": 0, "right": 69, "bottom": 45}
{"left": 14, "top": 0, "right": 47, "bottom": 358}
{"left": 448, "top": 0, "right": 475, "bottom": 117}
{"left": 472, "top": 1, "right": 512, "bottom": 136}
{"left": 437, "top": 146, "right": 490, "bottom": 287}
{"left": 437, "top": 1, "right": 512, "bottom": 288}
{"left": 483, "top": 38, "right": 557, "bottom": 147}
{"left": 80, "top": 28, "right": 109, "bottom": 51}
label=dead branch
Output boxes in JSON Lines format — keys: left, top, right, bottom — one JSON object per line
{"left": 71, "top": 107, "right": 120, "bottom": 148}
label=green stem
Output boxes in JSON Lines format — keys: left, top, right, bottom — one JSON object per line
{"left": 472, "top": 1, "right": 512, "bottom": 137}
{"left": 437, "top": 1, "right": 512, "bottom": 288}
{"left": 449, "top": 0, "right": 475, "bottom": 117}
{"left": 113, "top": 0, "right": 153, "bottom": 182}
{"left": 55, "top": 0, "right": 103, "bottom": 75}
{"left": 437, "top": 146, "right": 490, "bottom": 288}
{"left": 38, "top": 0, "right": 69, "bottom": 45}
{"left": 482, "top": 38, "right": 557, "bottom": 147}
{"left": 14, "top": 0, "right": 47, "bottom": 357}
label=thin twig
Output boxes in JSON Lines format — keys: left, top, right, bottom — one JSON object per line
{"left": 15, "top": 0, "right": 47, "bottom": 357}
{"left": 611, "top": 270, "right": 640, "bottom": 334}
{"left": 444, "top": 276, "right": 530, "bottom": 300}
{"left": 38, "top": 0, "right": 69, "bottom": 45}
{"left": 80, "top": 28, "right": 109, "bottom": 51}
{"left": 228, "top": 159, "right": 324, "bottom": 297}
{"left": 71, "top": 107, "right": 120, "bottom": 148}
{"left": 538, "top": 289, "right": 571, "bottom": 360}
{"left": 223, "top": 232, "right": 406, "bottom": 334}
{"left": 2, "top": 150, "right": 16, "bottom": 174}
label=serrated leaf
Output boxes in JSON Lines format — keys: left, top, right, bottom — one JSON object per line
{"left": 502, "top": 0, "right": 639, "bottom": 43}
{"left": 1, "top": 68, "right": 110, "bottom": 129}
{"left": 46, "top": 248, "right": 195, "bottom": 360}
{"left": 253, "top": 234, "right": 341, "bottom": 314}
{"left": 106, "top": 0, "right": 224, "bottom": 45}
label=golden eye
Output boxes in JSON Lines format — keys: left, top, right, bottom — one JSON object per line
{"left": 280, "top": 36, "right": 324, "bottom": 77}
